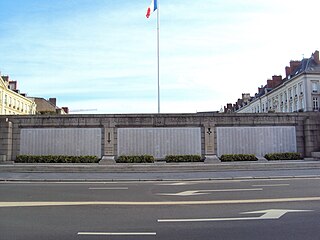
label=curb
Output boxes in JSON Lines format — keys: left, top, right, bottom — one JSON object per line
{"left": 1, "top": 160, "right": 320, "bottom": 173}
{"left": 1, "top": 175, "right": 320, "bottom": 183}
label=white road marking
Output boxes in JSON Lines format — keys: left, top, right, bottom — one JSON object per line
{"left": 158, "top": 188, "right": 263, "bottom": 196}
{"left": 77, "top": 232, "right": 156, "bottom": 236}
{"left": 158, "top": 209, "right": 313, "bottom": 222}
{"left": 88, "top": 187, "right": 128, "bottom": 190}
{"left": 1, "top": 196, "right": 320, "bottom": 207}
{"left": 252, "top": 184, "right": 289, "bottom": 187}
{"left": 157, "top": 182, "right": 196, "bottom": 186}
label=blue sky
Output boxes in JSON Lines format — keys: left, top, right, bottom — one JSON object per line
{"left": 0, "top": 0, "right": 319, "bottom": 114}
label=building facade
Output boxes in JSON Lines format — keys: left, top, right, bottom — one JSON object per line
{"left": 0, "top": 75, "right": 36, "bottom": 115}
{"left": 234, "top": 51, "right": 320, "bottom": 113}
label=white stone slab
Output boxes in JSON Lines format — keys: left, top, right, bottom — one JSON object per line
{"left": 217, "top": 126, "right": 297, "bottom": 157}
{"left": 117, "top": 127, "right": 201, "bottom": 159}
{"left": 20, "top": 128, "right": 101, "bottom": 157}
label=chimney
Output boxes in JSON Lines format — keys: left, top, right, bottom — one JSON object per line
{"left": 258, "top": 85, "right": 264, "bottom": 94}
{"left": 2, "top": 75, "right": 9, "bottom": 82}
{"left": 289, "top": 60, "right": 301, "bottom": 74}
{"left": 49, "top": 98, "right": 57, "bottom": 106}
{"left": 285, "top": 66, "right": 291, "bottom": 78}
{"left": 313, "top": 50, "right": 319, "bottom": 64}
{"left": 267, "top": 79, "right": 273, "bottom": 88}
{"left": 272, "top": 75, "right": 282, "bottom": 88}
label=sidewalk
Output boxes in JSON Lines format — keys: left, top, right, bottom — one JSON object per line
{"left": 1, "top": 160, "right": 320, "bottom": 181}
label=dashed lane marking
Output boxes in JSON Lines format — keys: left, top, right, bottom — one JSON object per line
{"left": 88, "top": 187, "right": 129, "bottom": 190}
{"left": 252, "top": 184, "right": 290, "bottom": 187}
{"left": 77, "top": 232, "right": 156, "bottom": 236}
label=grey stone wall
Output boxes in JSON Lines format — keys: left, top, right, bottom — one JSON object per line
{"left": 0, "top": 112, "right": 319, "bottom": 161}
{"left": 304, "top": 115, "right": 320, "bottom": 156}
{"left": 0, "top": 119, "right": 12, "bottom": 161}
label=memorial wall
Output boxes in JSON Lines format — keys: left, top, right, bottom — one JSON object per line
{"left": 0, "top": 112, "right": 319, "bottom": 161}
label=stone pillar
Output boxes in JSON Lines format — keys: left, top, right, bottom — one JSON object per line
{"left": 304, "top": 117, "right": 320, "bottom": 157}
{"left": 204, "top": 125, "right": 219, "bottom": 163}
{"left": 0, "top": 119, "right": 13, "bottom": 162}
{"left": 99, "top": 127, "right": 116, "bottom": 164}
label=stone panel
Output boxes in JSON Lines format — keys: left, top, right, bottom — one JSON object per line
{"left": 217, "top": 126, "right": 297, "bottom": 157}
{"left": 117, "top": 127, "right": 201, "bottom": 159}
{"left": 20, "top": 128, "right": 102, "bottom": 157}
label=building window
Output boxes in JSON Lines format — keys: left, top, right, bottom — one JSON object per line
{"left": 288, "top": 88, "right": 292, "bottom": 100}
{"left": 313, "top": 97, "right": 319, "bottom": 110}
{"left": 312, "top": 81, "right": 319, "bottom": 93}
{"left": 301, "top": 99, "right": 304, "bottom": 111}
{"left": 298, "top": 82, "right": 303, "bottom": 94}
{"left": 268, "top": 100, "right": 271, "bottom": 110}
{"left": 284, "top": 91, "right": 287, "bottom": 102}
{"left": 293, "top": 86, "right": 297, "bottom": 97}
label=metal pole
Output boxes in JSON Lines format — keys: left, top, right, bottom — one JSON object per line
{"left": 157, "top": 1, "right": 160, "bottom": 114}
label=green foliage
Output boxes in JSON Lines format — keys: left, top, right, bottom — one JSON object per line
{"left": 116, "top": 155, "right": 155, "bottom": 163}
{"left": 220, "top": 154, "right": 258, "bottom": 162}
{"left": 264, "top": 152, "right": 302, "bottom": 160}
{"left": 165, "top": 155, "right": 203, "bottom": 163}
{"left": 15, "top": 155, "right": 99, "bottom": 163}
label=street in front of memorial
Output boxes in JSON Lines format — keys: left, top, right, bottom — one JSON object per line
{"left": 0, "top": 176, "right": 320, "bottom": 240}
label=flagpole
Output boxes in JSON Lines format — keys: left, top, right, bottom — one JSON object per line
{"left": 157, "top": 1, "right": 160, "bottom": 114}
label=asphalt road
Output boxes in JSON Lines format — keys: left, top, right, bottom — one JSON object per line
{"left": 1, "top": 177, "right": 320, "bottom": 240}
{"left": 1, "top": 168, "right": 320, "bottom": 181}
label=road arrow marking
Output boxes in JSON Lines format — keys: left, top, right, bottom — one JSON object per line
{"left": 157, "top": 188, "right": 263, "bottom": 196}
{"left": 158, "top": 209, "right": 313, "bottom": 222}
{"left": 241, "top": 209, "right": 312, "bottom": 219}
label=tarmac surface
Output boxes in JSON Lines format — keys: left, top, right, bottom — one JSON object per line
{"left": 1, "top": 159, "right": 320, "bottom": 181}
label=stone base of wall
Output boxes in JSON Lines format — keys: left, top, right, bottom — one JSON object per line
{"left": 0, "top": 155, "right": 7, "bottom": 162}
{"left": 204, "top": 155, "right": 220, "bottom": 163}
{"left": 311, "top": 152, "right": 320, "bottom": 159}
{"left": 99, "top": 156, "right": 116, "bottom": 165}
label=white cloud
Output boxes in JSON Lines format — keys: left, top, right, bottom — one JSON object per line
{"left": 1, "top": 0, "right": 319, "bottom": 113}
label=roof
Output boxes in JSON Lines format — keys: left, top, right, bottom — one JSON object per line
{"left": 32, "top": 98, "right": 57, "bottom": 112}
{"left": 289, "top": 54, "right": 320, "bottom": 78}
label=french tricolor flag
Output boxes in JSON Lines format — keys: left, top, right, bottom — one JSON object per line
{"left": 146, "top": 0, "right": 157, "bottom": 18}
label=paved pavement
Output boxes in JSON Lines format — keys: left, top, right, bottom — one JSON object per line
{"left": 1, "top": 160, "right": 320, "bottom": 181}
